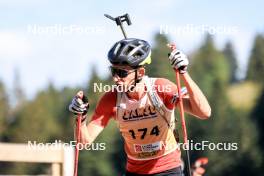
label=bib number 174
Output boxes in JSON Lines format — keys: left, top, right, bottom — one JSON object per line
{"left": 128, "top": 125, "right": 160, "bottom": 140}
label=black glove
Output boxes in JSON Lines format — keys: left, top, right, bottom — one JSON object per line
{"left": 69, "top": 91, "right": 89, "bottom": 116}
{"left": 168, "top": 49, "right": 189, "bottom": 74}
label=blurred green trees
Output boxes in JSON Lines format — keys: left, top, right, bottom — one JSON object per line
{"left": 146, "top": 34, "right": 175, "bottom": 81}
{"left": 246, "top": 34, "right": 264, "bottom": 82}
{"left": 189, "top": 34, "right": 261, "bottom": 175}
{"left": 223, "top": 41, "right": 238, "bottom": 84}
{"left": 0, "top": 81, "right": 9, "bottom": 139}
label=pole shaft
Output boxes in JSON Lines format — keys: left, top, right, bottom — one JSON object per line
{"left": 175, "top": 70, "right": 192, "bottom": 176}
{"left": 119, "top": 25, "right": 127, "bottom": 39}
{"left": 74, "top": 115, "right": 82, "bottom": 176}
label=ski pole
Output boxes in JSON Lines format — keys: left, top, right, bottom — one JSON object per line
{"left": 74, "top": 114, "right": 82, "bottom": 176}
{"left": 168, "top": 44, "right": 192, "bottom": 176}
{"left": 104, "top": 13, "right": 132, "bottom": 39}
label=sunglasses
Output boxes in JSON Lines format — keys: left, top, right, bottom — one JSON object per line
{"left": 109, "top": 67, "right": 136, "bottom": 78}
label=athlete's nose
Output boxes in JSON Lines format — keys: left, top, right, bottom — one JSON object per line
{"left": 113, "top": 75, "right": 120, "bottom": 82}
{"left": 113, "top": 75, "right": 125, "bottom": 84}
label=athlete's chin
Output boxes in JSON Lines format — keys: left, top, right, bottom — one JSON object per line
{"left": 115, "top": 82, "right": 124, "bottom": 86}
{"left": 115, "top": 82, "right": 125, "bottom": 88}
{"left": 115, "top": 83, "right": 131, "bottom": 92}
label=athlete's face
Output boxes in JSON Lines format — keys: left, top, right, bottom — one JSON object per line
{"left": 110, "top": 65, "right": 145, "bottom": 90}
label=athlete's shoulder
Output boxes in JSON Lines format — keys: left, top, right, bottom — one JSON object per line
{"left": 96, "top": 90, "right": 117, "bottom": 112}
{"left": 91, "top": 90, "right": 117, "bottom": 127}
{"left": 154, "top": 77, "right": 177, "bottom": 88}
{"left": 151, "top": 77, "right": 177, "bottom": 110}
{"left": 152, "top": 77, "right": 177, "bottom": 94}
{"left": 100, "top": 90, "right": 117, "bottom": 103}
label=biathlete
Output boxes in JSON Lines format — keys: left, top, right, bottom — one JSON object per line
{"left": 69, "top": 38, "right": 211, "bottom": 176}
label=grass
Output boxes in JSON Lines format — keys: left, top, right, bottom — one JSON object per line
{"left": 228, "top": 81, "right": 262, "bottom": 111}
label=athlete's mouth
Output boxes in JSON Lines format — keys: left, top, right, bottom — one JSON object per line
{"left": 115, "top": 81, "right": 123, "bottom": 85}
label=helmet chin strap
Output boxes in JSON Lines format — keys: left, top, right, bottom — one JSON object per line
{"left": 126, "top": 69, "right": 142, "bottom": 92}
{"left": 134, "top": 70, "right": 138, "bottom": 87}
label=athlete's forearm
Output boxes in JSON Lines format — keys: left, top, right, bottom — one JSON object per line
{"left": 181, "top": 73, "right": 211, "bottom": 119}
{"left": 74, "top": 120, "right": 104, "bottom": 144}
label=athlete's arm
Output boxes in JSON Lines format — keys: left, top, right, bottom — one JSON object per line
{"left": 77, "top": 122, "right": 104, "bottom": 144}
{"left": 167, "top": 48, "right": 211, "bottom": 119}
{"left": 181, "top": 73, "right": 211, "bottom": 119}
{"left": 155, "top": 77, "right": 211, "bottom": 119}
{"left": 78, "top": 91, "right": 116, "bottom": 144}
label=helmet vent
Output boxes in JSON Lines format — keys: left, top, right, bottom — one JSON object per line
{"left": 124, "top": 46, "right": 134, "bottom": 55}
{"left": 114, "top": 43, "right": 121, "bottom": 55}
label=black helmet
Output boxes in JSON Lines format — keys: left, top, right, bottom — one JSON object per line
{"left": 107, "top": 38, "right": 151, "bottom": 68}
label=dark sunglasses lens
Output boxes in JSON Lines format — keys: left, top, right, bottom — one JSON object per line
{"left": 110, "top": 68, "right": 128, "bottom": 78}
{"left": 119, "top": 70, "right": 127, "bottom": 78}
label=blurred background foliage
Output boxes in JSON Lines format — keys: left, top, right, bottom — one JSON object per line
{"left": 0, "top": 32, "right": 264, "bottom": 175}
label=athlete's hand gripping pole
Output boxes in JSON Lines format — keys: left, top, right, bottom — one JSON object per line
{"left": 167, "top": 44, "right": 192, "bottom": 176}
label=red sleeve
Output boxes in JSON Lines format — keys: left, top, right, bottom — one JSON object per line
{"left": 89, "top": 91, "right": 117, "bottom": 127}
{"left": 154, "top": 78, "right": 178, "bottom": 110}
